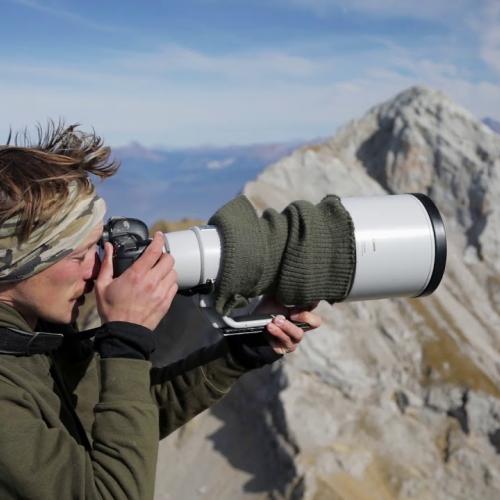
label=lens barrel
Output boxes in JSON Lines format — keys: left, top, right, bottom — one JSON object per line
{"left": 341, "top": 194, "right": 447, "bottom": 301}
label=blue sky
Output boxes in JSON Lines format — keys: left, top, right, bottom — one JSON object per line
{"left": 1, "top": 0, "right": 499, "bottom": 147}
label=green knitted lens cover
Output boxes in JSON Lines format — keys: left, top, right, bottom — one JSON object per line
{"left": 208, "top": 195, "right": 356, "bottom": 315}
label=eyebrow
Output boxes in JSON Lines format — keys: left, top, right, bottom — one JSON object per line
{"left": 72, "top": 236, "right": 101, "bottom": 255}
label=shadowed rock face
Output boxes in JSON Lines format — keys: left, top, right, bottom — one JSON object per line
{"left": 151, "top": 86, "right": 500, "bottom": 500}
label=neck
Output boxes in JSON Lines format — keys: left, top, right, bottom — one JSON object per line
{"left": 0, "top": 298, "right": 37, "bottom": 331}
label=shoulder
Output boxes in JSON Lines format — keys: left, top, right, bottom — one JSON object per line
{"left": 0, "top": 371, "right": 37, "bottom": 414}
{"left": 0, "top": 353, "right": 54, "bottom": 405}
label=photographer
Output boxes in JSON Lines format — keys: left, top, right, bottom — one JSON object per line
{"left": 0, "top": 123, "right": 321, "bottom": 499}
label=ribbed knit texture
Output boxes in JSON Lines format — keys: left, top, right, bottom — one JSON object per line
{"left": 208, "top": 194, "right": 356, "bottom": 315}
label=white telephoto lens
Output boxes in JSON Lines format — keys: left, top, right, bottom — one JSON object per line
{"left": 163, "top": 194, "right": 446, "bottom": 302}
{"left": 342, "top": 193, "right": 446, "bottom": 301}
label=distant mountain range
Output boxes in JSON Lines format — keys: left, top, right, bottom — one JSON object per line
{"left": 483, "top": 117, "right": 500, "bottom": 134}
{"left": 98, "top": 140, "right": 314, "bottom": 225}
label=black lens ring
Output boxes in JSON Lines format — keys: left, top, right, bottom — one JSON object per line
{"left": 411, "top": 193, "right": 447, "bottom": 297}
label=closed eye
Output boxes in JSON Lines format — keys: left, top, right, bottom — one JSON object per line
{"left": 72, "top": 243, "right": 98, "bottom": 262}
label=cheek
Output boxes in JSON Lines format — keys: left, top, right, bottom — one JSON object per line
{"left": 41, "top": 263, "right": 82, "bottom": 293}
{"left": 11, "top": 261, "right": 86, "bottom": 325}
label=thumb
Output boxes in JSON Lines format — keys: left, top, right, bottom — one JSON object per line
{"left": 96, "top": 242, "right": 114, "bottom": 287}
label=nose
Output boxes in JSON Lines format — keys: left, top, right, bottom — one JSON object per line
{"left": 90, "top": 251, "right": 101, "bottom": 280}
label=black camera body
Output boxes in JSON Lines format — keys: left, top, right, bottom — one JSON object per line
{"left": 100, "top": 217, "right": 150, "bottom": 277}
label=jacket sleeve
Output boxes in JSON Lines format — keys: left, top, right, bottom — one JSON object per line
{"left": 0, "top": 358, "right": 159, "bottom": 500}
{"left": 150, "top": 338, "right": 257, "bottom": 439}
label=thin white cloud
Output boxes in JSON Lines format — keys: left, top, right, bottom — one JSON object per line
{"left": 286, "top": 0, "right": 500, "bottom": 80}
{"left": 6, "top": 0, "right": 122, "bottom": 32}
{"left": 287, "top": 0, "right": 478, "bottom": 21}
{"left": 113, "top": 44, "right": 325, "bottom": 80}
{"left": 476, "top": 0, "right": 500, "bottom": 77}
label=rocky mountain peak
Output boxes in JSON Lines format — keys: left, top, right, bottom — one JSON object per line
{"left": 329, "top": 84, "right": 498, "bottom": 191}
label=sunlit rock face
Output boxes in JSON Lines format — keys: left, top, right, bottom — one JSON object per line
{"left": 154, "top": 87, "right": 500, "bottom": 500}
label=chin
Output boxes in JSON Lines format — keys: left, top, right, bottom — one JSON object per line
{"left": 50, "top": 303, "right": 79, "bottom": 325}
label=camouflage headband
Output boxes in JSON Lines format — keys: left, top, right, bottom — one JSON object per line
{"left": 0, "top": 183, "right": 106, "bottom": 283}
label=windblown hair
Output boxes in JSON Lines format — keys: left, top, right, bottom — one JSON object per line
{"left": 0, "top": 121, "right": 119, "bottom": 242}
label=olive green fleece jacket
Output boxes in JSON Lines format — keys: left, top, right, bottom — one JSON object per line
{"left": 0, "top": 303, "right": 251, "bottom": 500}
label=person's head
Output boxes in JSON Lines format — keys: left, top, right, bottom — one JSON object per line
{"left": 0, "top": 121, "right": 119, "bottom": 327}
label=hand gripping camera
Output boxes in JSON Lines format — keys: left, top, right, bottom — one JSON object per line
{"left": 100, "top": 193, "right": 447, "bottom": 336}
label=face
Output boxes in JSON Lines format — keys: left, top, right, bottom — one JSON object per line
{"left": 4, "top": 223, "right": 103, "bottom": 328}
